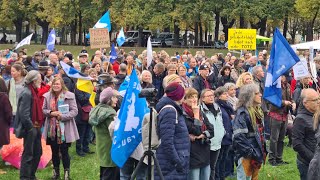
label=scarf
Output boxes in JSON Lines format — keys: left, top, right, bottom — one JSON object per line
{"left": 247, "top": 106, "right": 264, "bottom": 132}
{"left": 216, "top": 99, "right": 234, "bottom": 118}
{"left": 182, "top": 102, "right": 206, "bottom": 131}
{"left": 8, "top": 78, "right": 17, "bottom": 114}
{"left": 48, "top": 93, "right": 65, "bottom": 144}
{"left": 28, "top": 84, "right": 44, "bottom": 127}
{"left": 205, "top": 103, "right": 219, "bottom": 117}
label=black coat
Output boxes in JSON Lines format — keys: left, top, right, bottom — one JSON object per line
{"left": 0, "top": 93, "right": 12, "bottom": 146}
{"left": 193, "top": 75, "right": 217, "bottom": 95}
{"left": 292, "top": 104, "right": 317, "bottom": 165}
{"left": 308, "top": 124, "right": 320, "bottom": 180}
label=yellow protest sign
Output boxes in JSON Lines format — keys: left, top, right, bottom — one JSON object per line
{"left": 90, "top": 28, "right": 110, "bottom": 49}
{"left": 228, "top": 29, "right": 256, "bottom": 50}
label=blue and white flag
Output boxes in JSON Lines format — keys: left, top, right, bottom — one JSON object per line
{"left": 46, "top": 29, "right": 56, "bottom": 51}
{"left": 263, "top": 28, "right": 300, "bottom": 107}
{"left": 15, "top": 33, "right": 33, "bottom": 50}
{"left": 60, "top": 61, "right": 92, "bottom": 80}
{"left": 94, "top": 10, "right": 111, "bottom": 31}
{"left": 111, "top": 69, "right": 149, "bottom": 167}
{"left": 110, "top": 43, "right": 117, "bottom": 64}
{"left": 116, "top": 27, "right": 125, "bottom": 47}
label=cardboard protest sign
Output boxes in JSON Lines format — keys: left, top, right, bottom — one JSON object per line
{"left": 228, "top": 29, "right": 256, "bottom": 50}
{"left": 90, "top": 28, "right": 110, "bottom": 49}
{"left": 293, "top": 57, "right": 310, "bottom": 80}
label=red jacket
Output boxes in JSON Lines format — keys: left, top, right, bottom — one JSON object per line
{"left": 113, "top": 61, "right": 120, "bottom": 75}
{"left": 38, "top": 83, "right": 51, "bottom": 107}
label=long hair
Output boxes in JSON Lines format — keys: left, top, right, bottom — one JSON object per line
{"left": 237, "top": 83, "right": 259, "bottom": 109}
{"left": 0, "top": 77, "right": 7, "bottom": 93}
{"left": 236, "top": 72, "right": 253, "bottom": 88}
{"left": 50, "top": 76, "right": 68, "bottom": 94}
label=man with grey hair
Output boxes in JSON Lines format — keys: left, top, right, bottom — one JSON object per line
{"left": 114, "top": 63, "right": 127, "bottom": 90}
{"left": 292, "top": 88, "right": 319, "bottom": 180}
{"left": 49, "top": 53, "right": 59, "bottom": 74}
{"left": 243, "top": 56, "right": 257, "bottom": 73}
{"left": 15, "top": 70, "right": 43, "bottom": 180}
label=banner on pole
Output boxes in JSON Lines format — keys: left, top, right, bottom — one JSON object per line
{"left": 89, "top": 28, "right": 110, "bottom": 49}
{"left": 293, "top": 57, "right": 310, "bottom": 80}
{"left": 228, "top": 29, "right": 256, "bottom": 50}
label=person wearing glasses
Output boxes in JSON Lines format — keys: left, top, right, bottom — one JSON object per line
{"left": 233, "top": 84, "right": 267, "bottom": 180}
{"left": 292, "top": 88, "right": 319, "bottom": 180}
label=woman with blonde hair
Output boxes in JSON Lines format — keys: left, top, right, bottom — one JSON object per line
{"left": 236, "top": 72, "right": 253, "bottom": 88}
{"left": 140, "top": 70, "right": 154, "bottom": 89}
{"left": 43, "top": 77, "right": 79, "bottom": 180}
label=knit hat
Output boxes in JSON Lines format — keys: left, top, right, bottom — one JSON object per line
{"left": 165, "top": 82, "right": 185, "bottom": 101}
{"left": 25, "top": 70, "right": 40, "bottom": 84}
{"left": 100, "top": 87, "right": 114, "bottom": 103}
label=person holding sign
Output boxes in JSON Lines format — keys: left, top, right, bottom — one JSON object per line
{"left": 42, "top": 77, "right": 79, "bottom": 180}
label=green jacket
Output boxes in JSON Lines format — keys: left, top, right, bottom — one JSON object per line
{"left": 89, "top": 103, "right": 117, "bottom": 167}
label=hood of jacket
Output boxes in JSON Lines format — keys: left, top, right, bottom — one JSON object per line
{"left": 89, "top": 103, "right": 117, "bottom": 126}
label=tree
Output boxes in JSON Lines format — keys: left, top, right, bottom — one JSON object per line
{"left": 295, "top": 0, "right": 320, "bottom": 41}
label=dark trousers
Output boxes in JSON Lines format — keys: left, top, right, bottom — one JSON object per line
{"left": 264, "top": 113, "right": 271, "bottom": 140}
{"left": 297, "top": 159, "right": 308, "bottom": 180}
{"left": 225, "top": 148, "right": 235, "bottom": 177}
{"left": 48, "top": 137, "right": 71, "bottom": 170}
{"left": 20, "top": 128, "right": 42, "bottom": 180}
{"left": 215, "top": 145, "right": 231, "bottom": 180}
{"left": 210, "top": 150, "right": 220, "bottom": 180}
{"left": 269, "top": 119, "right": 287, "bottom": 162}
{"left": 120, "top": 157, "right": 147, "bottom": 180}
{"left": 100, "top": 166, "right": 120, "bottom": 180}
{"left": 76, "top": 123, "right": 92, "bottom": 153}
{"left": 286, "top": 123, "right": 293, "bottom": 145}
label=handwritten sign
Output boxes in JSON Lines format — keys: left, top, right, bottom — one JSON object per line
{"left": 228, "top": 29, "right": 256, "bottom": 50}
{"left": 90, "top": 28, "right": 110, "bottom": 49}
{"left": 293, "top": 57, "right": 310, "bottom": 80}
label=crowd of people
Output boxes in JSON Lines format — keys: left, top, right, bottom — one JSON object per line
{"left": 0, "top": 46, "right": 320, "bottom": 180}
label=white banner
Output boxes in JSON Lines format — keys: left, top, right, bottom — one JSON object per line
{"left": 293, "top": 57, "right": 310, "bottom": 80}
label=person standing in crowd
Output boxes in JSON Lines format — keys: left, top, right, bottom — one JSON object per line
{"left": 8, "top": 64, "right": 26, "bottom": 126}
{"left": 293, "top": 76, "right": 312, "bottom": 112}
{"left": 140, "top": 70, "right": 154, "bottom": 89}
{"left": 152, "top": 62, "right": 166, "bottom": 99}
{"left": 125, "top": 55, "right": 135, "bottom": 75}
{"left": 89, "top": 87, "right": 120, "bottom": 180}
{"left": 231, "top": 59, "right": 245, "bottom": 82}
{"left": 185, "top": 57, "right": 198, "bottom": 79}
{"left": 78, "top": 53, "right": 89, "bottom": 69}
{"left": 182, "top": 88, "right": 214, "bottom": 180}
{"left": 233, "top": 84, "right": 267, "bottom": 180}
{"left": 42, "top": 77, "right": 79, "bottom": 180}
{"left": 114, "top": 63, "right": 127, "bottom": 90}
{"left": 194, "top": 64, "right": 214, "bottom": 94}
{"left": 178, "top": 65, "right": 192, "bottom": 88}
{"left": 235, "top": 72, "right": 253, "bottom": 90}
{"left": 214, "top": 87, "right": 234, "bottom": 180}
{"left": 155, "top": 82, "right": 190, "bottom": 180}
{"left": 308, "top": 107, "right": 320, "bottom": 180}
{"left": 292, "top": 88, "right": 319, "bottom": 180}
{"left": 58, "top": 65, "right": 76, "bottom": 93}
{"left": 200, "top": 89, "right": 225, "bottom": 180}
{"left": 217, "top": 66, "right": 235, "bottom": 87}
{"left": 243, "top": 56, "right": 257, "bottom": 73}
{"left": 224, "top": 83, "right": 238, "bottom": 110}
{"left": 268, "top": 76, "right": 295, "bottom": 166}
{"left": 16, "top": 70, "right": 43, "bottom": 180}
{"left": 0, "top": 77, "right": 12, "bottom": 175}
{"left": 49, "top": 53, "right": 59, "bottom": 75}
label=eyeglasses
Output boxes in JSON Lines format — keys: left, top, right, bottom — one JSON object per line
{"left": 306, "top": 98, "right": 320, "bottom": 102}
{"left": 204, "top": 94, "right": 214, "bottom": 98}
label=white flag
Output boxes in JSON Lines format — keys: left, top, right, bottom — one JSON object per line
{"left": 15, "top": 33, "right": 33, "bottom": 50}
{"left": 147, "top": 37, "right": 152, "bottom": 69}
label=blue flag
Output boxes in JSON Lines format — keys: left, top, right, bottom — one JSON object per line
{"left": 46, "top": 29, "right": 56, "bottom": 51}
{"left": 263, "top": 28, "right": 300, "bottom": 107}
{"left": 116, "top": 27, "right": 126, "bottom": 47}
{"left": 111, "top": 69, "right": 149, "bottom": 167}
{"left": 94, "top": 10, "right": 111, "bottom": 31}
{"left": 110, "top": 43, "right": 117, "bottom": 64}
{"left": 60, "top": 61, "right": 91, "bottom": 80}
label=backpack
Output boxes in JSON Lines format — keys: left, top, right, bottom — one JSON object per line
{"left": 142, "top": 105, "right": 177, "bottom": 150}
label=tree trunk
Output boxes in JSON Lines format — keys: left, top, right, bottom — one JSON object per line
{"left": 70, "top": 17, "right": 77, "bottom": 45}
{"left": 78, "top": 10, "right": 83, "bottom": 45}
{"left": 199, "top": 20, "right": 203, "bottom": 46}
{"left": 36, "top": 18, "right": 49, "bottom": 45}
{"left": 205, "top": 26, "right": 208, "bottom": 44}
{"left": 61, "top": 27, "right": 65, "bottom": 43}
{"left": 138, "top": 27, "right": 143, "bottom": 47}
{"left": 221, "top": 17, "right": 236, "bottom": 42}
{"left": 306, "top": 23, "right": 313, "bottom": 41}
{"left": 214, "top": 11, "right": 220, "bottom": 42}
{"left": 259, "top": 17, "right": 267, "bottom": 36}
{"left": 283, "top": 13, "right": 288, "bottom": 39}
{"left": 184, "top": 28, "right": 188, "bottom": 47}
{"left": 240, "top": 14, "right": 245, "bottom": 28}
{"left": 163, "top": 27, "right": 170, "bottom": 32}
{"left": 173, "top": 20, "right": 180, "bottom": 46}
{"left": 25, "top": 20, "right": 30, "bottom": 37}
{"left": 13, "top": 18, "right": 23, "bottom": 42}
{"left": 194, "top": 21, "right": 199, "bottom": 46}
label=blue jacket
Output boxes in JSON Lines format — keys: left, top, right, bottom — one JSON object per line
{"left": 155, "top": 97, "right": 190, "bottom": 180}
{"left": 184, "top": 62, "right": 198, "bottom": 78}
{"left": 233, "top": 107, "right": 264, "bottom": 163}
{"left": 216, "top": 100, "right": 234, "bottom": 146}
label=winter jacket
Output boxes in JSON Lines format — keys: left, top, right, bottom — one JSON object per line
{"left": 0, "top": 93, "right": 12, "bottom": 146}
{"left": 182, "top": 107, "right": 214, "bottom": 169}
{"left": 217, "top": 76, "right": 235, "bottom": 87}
{"left": 42, "top": 91, "right": 79, "bottom": 143}
{"left": 114, "top": 73, "right": 126, "bottom": 90}
{"left": 253, "top": 76, "right": 268, "bottom": 112}
{"left": 74, "top": 88, "right": 91, "bottom": 125}
{"left": 155, "top": 96, "right": 190, "bottom": 180}
{"left": 308, "top": 123, "right": 320, "bottom": 180}
{"left": 233, "top": 106, "right": 264, "bottom": 163}
{"left": 269, "top": 83, "right": 292, "bottom": 114}
{"left": 216, "top": 100, "right": 234, "bottom": 146}
{"left": 89, "top": 103, "right": 117, "bottom": 167}
{"left": 141, "top": 82, "right": 155, "bottom": 89}
{"left": 184, "top": 62, "right": 198, "bottom": 78}
{"left": 292, "top": 104, "right": 316, "bottom": 165}
{"left": 62, "top": 74, "right": 75, "bottom": 93}
{"left": 201, "top": 103, "right": 225, "bottom": 151}
{"left": 152, "top": 71, "right": 165, "bottom": 100}
{"left": 193, "top": 75, "right": 216, "bottom": 95}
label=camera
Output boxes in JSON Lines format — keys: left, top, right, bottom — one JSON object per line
{"left": 139, "top": 88, "right": 158, "bottom": 107}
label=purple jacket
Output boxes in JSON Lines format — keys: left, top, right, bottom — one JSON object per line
{"left": 42, "top": 91, "right": 79, "bottom": 143}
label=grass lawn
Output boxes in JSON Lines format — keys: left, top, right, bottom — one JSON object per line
{"left": 0, "top": 44, "right": 230, "bottom": 58}
{"left": 0, "top": 139, "right": 299, "bottom": 180}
